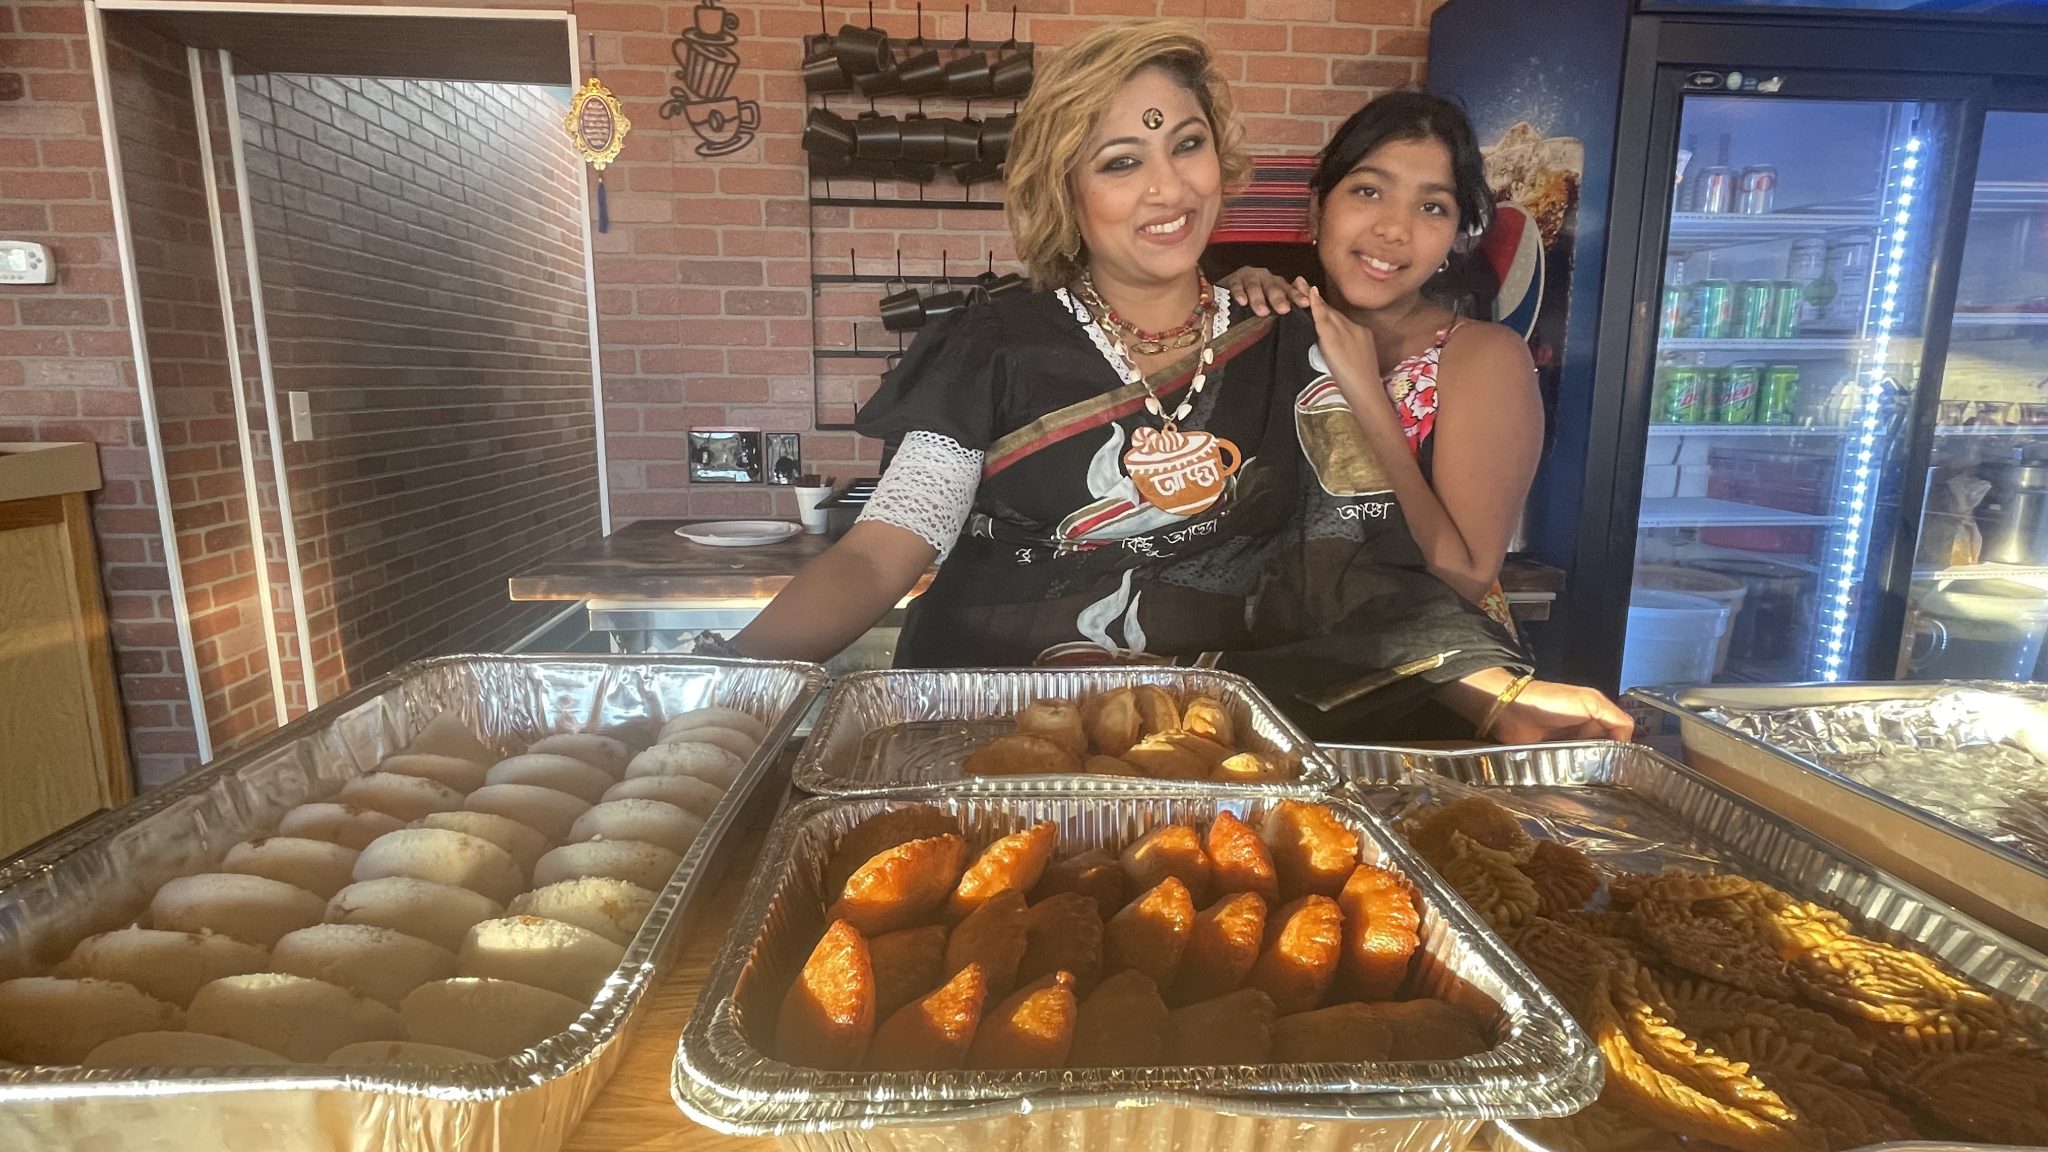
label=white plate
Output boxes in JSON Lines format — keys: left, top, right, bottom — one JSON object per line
{"left": 676, "top": 520, "right": 804, "bottom": 548}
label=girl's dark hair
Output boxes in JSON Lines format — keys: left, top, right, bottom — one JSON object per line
{"left": 1309, "top": 91, "right": 1493, "bottom": 239}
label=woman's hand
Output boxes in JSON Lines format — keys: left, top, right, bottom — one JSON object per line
{"left": 1306, "top": 286, "right": 1383, "bottom": 399}
{"left": 1486, "top": 680, "right": 1635, "bottom": 744}
{"left": 1219, "top": 266, "right": 1312, "bottom": 316}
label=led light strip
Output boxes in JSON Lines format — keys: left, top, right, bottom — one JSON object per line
{"left": 1818, "top": 134, "right": 1922, "bottom": 680}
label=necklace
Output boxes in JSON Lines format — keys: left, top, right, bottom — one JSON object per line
{"left": 1088, "top": 274, "right": 1216, "bottom": 354}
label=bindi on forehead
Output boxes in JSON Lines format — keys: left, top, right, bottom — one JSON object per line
{"left": 1142, "top": 108, "right": 1164, "bottom": 130}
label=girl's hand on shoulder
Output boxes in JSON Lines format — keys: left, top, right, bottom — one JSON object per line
{"left": 1219, "top": 267, "right": 1312, "bottom": 316}
{"left": 1306, "top": 286, "right": 1381, "bottom": 396}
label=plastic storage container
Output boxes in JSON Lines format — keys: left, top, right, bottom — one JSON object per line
{"left": 1634, "top": 565, "right": 1746, "bottom": 673}
{"left": 1910, "top": 579, "right": 2048, "bottom": 679}
{"left": 1621, "top": 590, "right": 1730, "bottom": 688}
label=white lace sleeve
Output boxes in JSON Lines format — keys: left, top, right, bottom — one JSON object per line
{"left": 856, "top": 430, "right": 982, "bottom": 561}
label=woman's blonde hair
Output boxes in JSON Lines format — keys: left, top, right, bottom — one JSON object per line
{"left": 1006, "top": 21, "right": 1247, "bottom": 289}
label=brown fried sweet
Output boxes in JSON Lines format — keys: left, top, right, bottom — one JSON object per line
{"left": 1103, "top": 876, "right": 1195, "bottom": 988}
{"left": 1271, "top": 1001, "right": 1396, "bottom": 1062}
{"left": 827, "top": 834, "right": 968, "bottom": 936}
{"left": 1131, "top": 685, "right": 1182, "bottom": 738}
{"left": 866, "top": 962, "right": 988, "bottom": 1071}
{"left": 1085, "top": 755, "right": 1147, "bottom": 777}
{"left": 1409, "top": 796, "right": 1536, "bottom": 868}
{"left": 1260, "top": 800, "right": 1361, "bottom": 900}
{"left": 964, "top": 734, "right": 1083, "bottom": 778}
{"left": 1171, "top": 892, "right": 1267, "bottom": 1005}
{"left": 868, "top": 924, "right": 951, "bottom": 1020}
{"left": 775, "top": 919, "right": 876, "bottom": 1070}
{"left": 1120, "top": 735, "right": 1210, "bottom": 782}
{"left": 1163, "top": 988, "right": 1276, "bottom": 1064}
{"left": 1789, "top": 935, "right": 2007, "bottom": 1028}
{"left": 946, "top": 822, "right": 1057, "bottom": 922}
{"left": 1657, "top": 977, "right": 1872, "bottom": 1067}
{"left": 1080, "top": 689, "right": 1142, "bottom": 757}
{"left": 1436, "top": 831, "right": 1539, "bottom": 931}
{"left": 1632, "top": 895, "right": 1796, "bottom": 999}
{"left": 944, "top": 888, "right": 1029, "bottom": 1000}
{"left": 1205, "top": 811, "right": 1279, "bottom": 904}
{"left": 1020, "top": 892, "right": 1103, "bottom": 994}
{"left": 1337, "top": 863, "right": 1420, "bottom": 1001}
{"left": 1368, "top": 998, "right": 1494, "bottom": 1060}
{"left": 1014, "top": 699, "right": 1088, "bottom": 756}
{"left": 1068, "top": 969, "right": 1170, "bottom": 1067}
{"left": 1707, "top": 1027, "right": 1918, "bottom": 1147}
{"left": 1522, "top": 839, "right": 1601, "bottom": 916}
{"left": 1032, "top": 847, "right": 1125, "bottom": 916}
{"left": 965, "top": 970, "right": 1077, "bottom": 1070}
{"left": 1180, "top": 696, "right": 1233, "bottom": 746}
{"left": 1503, "top": 916, "right": 1631, "bottom": 1021}
{"left": 1119, "top": 824, "right": 1212, "bottom": 907}
{"left": 824, "top": 805, "right": 962, "bottom": 900}
{"left": 1212, "top": 752, "right": 1290, "bottom": 783}
{"left": 1870, "top": 1018, "right": 2048, "bottom": 1145}
{"left": 1246, "top": 894, "right": 1345, "bottom": 1015}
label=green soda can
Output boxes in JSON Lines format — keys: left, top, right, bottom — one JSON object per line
{"left": 1714, "top": 362, "right": 1764, "bottom": 423}
{"left": 1690, "top": 280, "right": 1733, "bottom": 339}
{"left": 1734, "top": 281, "right": 1775, "bottom": 339}
{"left": 1662, "top": 367, "right": 1706, "bottom": 423}
{"left": 1768, "top": 281, "right": 1804, "bottom": 338}
{"left": 1659, "top": 286, "right": 1688, "bottom": 339}
{"left": 1759, "top": 364, "right": 1801, "bottom": 425}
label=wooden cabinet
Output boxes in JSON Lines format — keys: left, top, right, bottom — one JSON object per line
{"left": 0, "top": 444, "right": 129, "bottom": 858}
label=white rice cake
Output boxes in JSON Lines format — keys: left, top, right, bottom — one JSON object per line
{"left": 277, "top": 803, "right": 406, "bottom": 851}
{"left": 506, "top": 877, "right": 656, "bottom": 948}
{"left": 336, "top": 773, "right": 467, "bottom": 823}
{"left": 457, "top": 915, "right": 625, "bottom": 1001}
{"left": 0, "top": 977, "right": 183, "bottom": 1064}
{"left": 464, "top": 783, "right": 589, "bottom": 842}
{"left": 527, "top": 733, "right": 632, "bottom": 776}
{"left": 601, "top": 774, "right": 724, "bottom": 819}
{"left": 220, "top": 836, "right": 360, "bottom": 899}
{"left": 272, "top": 923, "right": 457, "bottom": 1006}
{"left": 150, "top": 873, "right": 325, "bottom": 948}
{"left": 56, "top": 927, "right": 270, "bottom": 1006}
{"left": 400, "top": 977, "right": 584, "bottom": 1059}
{"left": 353, "top": 828, "right": 524, "bottom": 905}
{"left": 187, "top": 973, "right": 402, "bottom": 1062}
{"left": 324, "top": 877, "right": 504, "bottom": 954}
{"left": 532, "top": 840, "right": 682, "bottom": 894}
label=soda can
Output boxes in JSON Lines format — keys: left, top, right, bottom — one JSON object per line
{"left": 1714, "top": 362, "right": 1764, "bottom": 423}
{"left": 1693, "top": 166, "right": 1735, "bottom": 213}
{"left": 1738, "top": 165, "right": 1778, "bottom": 214}
{"left": 1768, "top": 281, "right": 1805, "bottom": 338}
{"left": 1760, "top": 364, "right": 1801, "bottom": 425}
{"left": 1734, "top": 280, "right": 1775, "bottom": 339}
{"left": 1690, "top": 280, "right": 1733, "bottom": 339}
{"left": 1662, "top": 367, "right": 1706, "bottom": 423}
{"left": 1659, "top": 285, "right": 1688, "bottom": 339}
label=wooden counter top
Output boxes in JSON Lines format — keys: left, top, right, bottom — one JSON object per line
{"left": 0, "top": 443, "right": 101, "bottom": 504}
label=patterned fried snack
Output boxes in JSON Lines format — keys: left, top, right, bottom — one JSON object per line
{"left": 1503, "top": 916, "right": 1631, "bottom": 1021}
{"left": 1130, "top": 685, "right": 1182, "bottom": 738}
{"left": 1521, "top": 840, "right": 1601, "bottom": 916}
{"left": 775, "top": 919, "right": 875, "bottom": 1070}
{"left": 1789, "top": 935, "right": 2008, "bottom": 1028}
{"left": 1014, "top": 699, "right": 1088, "bottom": 756}
{"left": 1368, "top": 998, "right": 1493, "bottom": 1061}
{"left": 1271, "top": 1001, "right": 1395, "bottom": 1062}
{"left": 1705, "top": 1027, "right": 1918, "bottom": 1147}
{"left": 965, "top": 971, "right": 1077, "bottom": 1070}
{"left": 1632, "top": 894, "right": 1797, "bottom": 1000}
{"left": 1163, "top": 988, "right": 1276, "bottom": 1065}
{"left": 1120, "top": 735, "right": 1210, "bottom": 782}
{"left": 1171, "top": 892, "right": 1267, "bottom": 1005}
{"left": 1206, "top": 811, "right": 1279, "bottom": 904}
{"left": 1068, "top": 969, "right": 1170, "bottom": 1067}
{"left": 1409, "top": 796, "right": 1535, "bottom": 869}
{"left": 1180, "top": 696, "right": 1233, "bottom": 746}
{"left": 1869, "top": 1018, "right": 2048, "bottom": 1145}
{"left": 1260, "top": 800, "right": 1360, "bottom": 900}
{"left": 964, "top": 734, "right": 1084, "bottom": 778}
{"left": 867, "top": 962, "right": 988, "bottom": 1071}
{"left": 1436, "top": 832, "right": 1539, "bottom": 931}
{"left": 868, "top": 925, "right": 951, "bottom": 1020}
{"left": 946, "top": 821, "right": 1057, "bottom": 922}
{"left": 1609, "top": 868, "right": 1754, "bottom": 909}
{"left": 944, "top": 888, "right": 1029, "bottom": 1000}
{"left": 1211, "top": 752, "right": 1291, "bottom": 783}
{"left": 1080, "top": 689, "right": 1142, "bottom": 757}
{"left": 1119, "top": 824, "right": 1213, "bottom": 907}
{"left": 1103, "top": 876, "right": 1196, "bottom": 988}
{"left": 1246, "top": 895, "right": 1344, "bottom": 1016}
{"left": 1758, "top": 892, "right": 1854, "bottom": 956}
{"left": 1657, "top": 977, "right": 1871, "bottom": 1066}
{"left": 1337, "top": 863, "right": 1421, "bottom": 1001}
{"left": 1032, "top": 848, "right": 1125, "bottom": 916}
{"left": 827, "top": 834, "right": 968, "bottom": 936}
{"left": 1019, "top": 892, "right": 1102, "bottom": 994}
{"left": 825, "top": 806, "right": 962, "bottom": 901}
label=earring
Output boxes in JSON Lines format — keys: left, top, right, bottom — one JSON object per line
{"left": 1438, "top": 257, "right": 1450, "bottom": 273}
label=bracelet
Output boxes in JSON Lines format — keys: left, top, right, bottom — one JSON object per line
{"left": 1476, "top": 672, "right": 1535, "bottom": 742}
{"left": 687, "top": 630, "right": 744, "bottom": 659}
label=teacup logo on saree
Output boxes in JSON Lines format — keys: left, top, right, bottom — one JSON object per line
{"left": 661, "top": 0, "right": 761, "bottom": 157}
{"left": 1124, "top": 426, "right": 1240, "bottom": 517}
{"left": 1295, "top": 344, "right": 1392, "bottom": 499}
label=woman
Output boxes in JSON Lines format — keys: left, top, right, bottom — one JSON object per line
{"left": 729, "top": 23, "right": 1626, "bottom": 743}
{"left": 1224, "top": 92, "right": 1540, "bottom": 617}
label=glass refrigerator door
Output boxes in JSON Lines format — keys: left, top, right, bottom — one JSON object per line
{"left": 1625, "top": 93, "right": 1954, "bottom": 689}
{"left": 1899, "top": 109, "right": 2048, "bottom": 681}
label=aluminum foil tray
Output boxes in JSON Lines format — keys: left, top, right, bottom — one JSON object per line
{"left": 671, "top": 787, "right": 1600, "bottom": 1150}
{"left": 790, "top": 668, "right": 1339, "bottom": 797}
{"left": 1322, "top": 739, "right": 2048, "bottom": 1152}
{"left": 1633, "top": 682, "right": 2048, "bottom": 954}
{"left": 0, "top": 653, "right": 826, "bottom": 1152}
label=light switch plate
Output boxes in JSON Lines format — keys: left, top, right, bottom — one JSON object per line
{"left": 0, "top": 240, "right": 54, "bottom": 285}
{"left": 288, "top": 391, "right": 313, "bottom": 441}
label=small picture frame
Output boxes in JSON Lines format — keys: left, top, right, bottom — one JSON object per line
{"left": 764, "top": 433, "right": 802, "bottom": 485}
{"left": 689, "top": 428, "right": 763, "bottom": 484}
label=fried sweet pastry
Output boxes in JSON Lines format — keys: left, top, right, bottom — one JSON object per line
{"left": 1212, "top": 752, "right": 1290, "bottom": 783}
{"left": 1171, "top": 892, "right": 1267, "bottom": 1005}
{"left": 776, "top": 920, "right": 875, "bottom": 1070}
{"left": 1516, "top": 1097, "right": 1688, "bottom": 1152}
{"left": 1657, "top": 977, "right": 1871, "bottom": 1066}
{"left": 966, "top": 971, "right": 1077, "bottom": 1070}
{"left": 1245, "top": 895, "right": 1345, "bottom": 1016}
{"left": 1180, "top": 696, "right": 1232, "bottom": 745}
{"left": 944, "top": 889, "right": 1029, "bottom": 999}
{"left": 1019, "top": 892, "right": 1102, "bottom": 994}
{"left": 1707, "top": 1027, "right": 1918, "bottom": 1147}
{"left": 1119, "top": 824, "right": 1213, "bottom": 906}
{"left": 1609, "top": 868, "right": 1755, "bottom": 909}
{"left": 824, "top": 806, "right": 962, "bottom": 900}
{"left": 1031, "top": 848, "right": 1125, "bottom": 916}
{"left": 1272, "top": 1001, "right": 1395, "bottom": 1062}
{"left": 1103, "top": 876, "right": 1195, "bottom": 988}
{"left": 827, "top": 834, "right": 968, "bottom": 936}
{"left": 1131, "top": 685, "right": 1182, "bottom": 738}
{"left": 1079, "top": 689, "right": 1142, "bottom": 757}
{"left": 946, "top": 822, "right": 1057, "bottom": 922}
{"left": 1085, "top": 755, "right": 1146, "bottom": 777}
{"left": 965, "top": 733, "right": 1084, "bottom": 778}
{"left": 867, "top": 962, "right": 987, "bottom": 1071}
{"left": 1789, "top": 935, "right": 2007, "bottom": 1028}
{"left": 1337, "top": 864, "right": 1420, "bottom": 1001}
{"left": 1522, "top": 839, "right": 1601, "bottom": 916}
{"left": 1014, "top": 699, "right": 1088, "bottom": 757}
{"left": 1205, "top": 811, "right": 1279, "bottom": 904}
{"left": 1163, "top": 988, "right": 1276, "bottom": 1065}
{"left": 1119, "top": 735, "right": 1210, "bottom": 782}
{"left": 1260, "top": 800, "right": 1360, "bottom": 900}
{"left": 1869, "top": 1019, "right": 2048, "bottom": 1145}
{"left": 1365, "top": 998, "right": 1493, "bottom": 1061}
{"left": 1435, "top": 832, "right": 1538, "bottom": 931}
{"left": 1410, "top": 796, "right": 1535, "bottom": 868}
{"left": 868, "top": 925, "right": 950, "bottom": 1020}
{"left": 1503, "top": 916, "right": 1631, "bottom": 1020}
{"left": 1068, "top": 969, "right": 1170, "bottom": 1067}
{"left": 1632, "top": 894, "right": 1797, "bottom": 1000}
